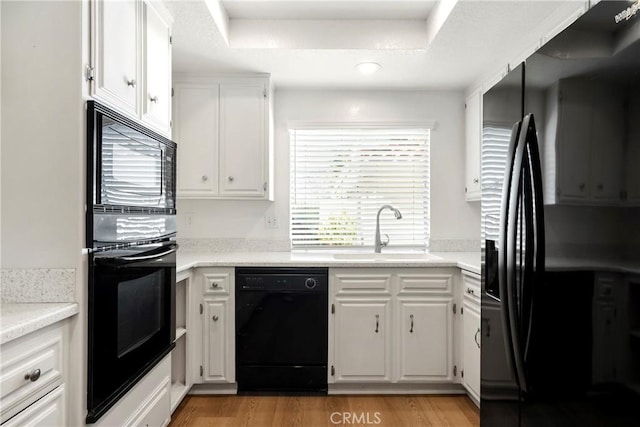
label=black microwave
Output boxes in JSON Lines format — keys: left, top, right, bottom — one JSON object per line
{"left": 86, "top": 101, "right": 177, "bottom": 215}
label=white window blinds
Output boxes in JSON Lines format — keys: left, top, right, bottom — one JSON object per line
{"left": 290, "top": 128, "right": 430, "bottom": 249}
{"left": 481, "top": 123, "right": 512, "bottom": 242}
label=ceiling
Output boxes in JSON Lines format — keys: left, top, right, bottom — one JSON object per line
{"left": 165, "top": 0, "right": 583, "bottom": 90}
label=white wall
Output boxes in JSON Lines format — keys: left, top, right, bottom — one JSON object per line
{"left": 1, "top": 3, "right": 87, "bottom": 426}
{"left": 177, "top": 89, "right": 481, "bottom": 245}
{"left": 1, "top": 0, "right": 85, "bottom": 268}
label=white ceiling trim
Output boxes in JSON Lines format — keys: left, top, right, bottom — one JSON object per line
{"left": 229, "top": 19, "right": 430, "bottom": 49}
{"left": 204, "top": 0, "right": 230, "bottom": 44}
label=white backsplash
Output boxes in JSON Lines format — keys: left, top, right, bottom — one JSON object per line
{"left": 178, "top": 238, "right": 292, "bottom": 253}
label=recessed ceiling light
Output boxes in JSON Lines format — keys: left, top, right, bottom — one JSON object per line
{"left": 356, "top": 62, "right": 381, "bottom": 76}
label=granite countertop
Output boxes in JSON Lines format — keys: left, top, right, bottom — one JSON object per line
{"left": 0, "top": 303, "right": 79, "bottom": 345}
{"left": 177, "top": 251, "right": 482, "bottom": 275}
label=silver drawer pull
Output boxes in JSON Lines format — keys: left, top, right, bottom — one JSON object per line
{"left": 25, "top": 369, "right": 41, "bottom": 382}
{"left": 202, "top": 175, "right": 208, "bottom": 182}
{"left": 228, "top": 176, "right": 234, "bottom": 182}
{"left": 212, "top": 315, "right": 219, "bottom": 322}
{"left": 475, "top": 328, "right": 481, "bottom": 348}
{"left": 211, "top": 282, "right": 219, "bottom": 288}
{"left": 126, "top": 79, "right": 136, "bottom": 87}
{"left": 410, "top": 314, "right": 414, "bottom": 333}
{"left": 375, "top": 314, "right": 379, "bottom": 333}
{"left": 149, "top": 95, "right": 159, "bottom": 103}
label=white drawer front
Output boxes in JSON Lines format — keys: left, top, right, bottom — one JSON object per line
{"left": 124, "top": 376, "right": 171, "bottom": 427}
{"left": 1, "top": 327, "right": 63, "bottom": 423}
{"left": 202, "top": 270, "right": 232, "bottom": 296}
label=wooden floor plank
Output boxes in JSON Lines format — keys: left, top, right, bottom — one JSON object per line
{"left": 169, "top": 395, "right": 479, "bottom": 427}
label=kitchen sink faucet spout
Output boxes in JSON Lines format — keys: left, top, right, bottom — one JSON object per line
{"left": 374, "top": 205, "right": 403, "bottom": 253}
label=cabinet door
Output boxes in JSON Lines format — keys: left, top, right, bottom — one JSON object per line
{"left": 397, "top": 300, "right": 453, "bottom": 382}
{"left": 626, "top": 90, "right": 640, "bottom": 203}
{"left": 589, "top": 87, "right": 624, "bottom": 203}
{"left": 141, "top": 0, "right": 171, "bottom": 136}
{"left": 463, "top": 302, "right": 481, "bottom": 400}
{"left": 219, "top": 83, "right": 267, "bottom": 198}
{"left": 92, "top": 0, "right": 139, "bottom": 116}
{"left": 203, "top": 300, "right": 234, "bottom": 383}
{"left": 332, "top": 299, "right": 391, "bottom": 382}
{"left": 174, "top": 84, "right": 219, "bottom": 197}
{"left": 556, "top": 82, "right": 591, "bottom": 201}
{"left": 465, "top": 89, "right": 481, "bottom": 201}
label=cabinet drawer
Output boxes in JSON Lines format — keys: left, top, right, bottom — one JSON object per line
{"left": 397, "top": 271, "right": 454, "bottom": 296}
{"left": 124, "top": 377, "right": 171, "bottom": 427}
{"left": 201, "top": 269, "right": 232, "bottom": 296}
{"left": 0, "top": 326, "right": 63, "bottom": 423}
{"left": 462, "top": 271, "right": 481, "bottom": 304}
{"left": 2, "top": 385, "right": 65, "bottom": 427}
{"left": 331, "top": 270, "right": 392, "bottom": 296}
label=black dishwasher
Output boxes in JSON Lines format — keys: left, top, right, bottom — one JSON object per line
{"left": 235, "top": 267, "right": 328, "bottom": 393}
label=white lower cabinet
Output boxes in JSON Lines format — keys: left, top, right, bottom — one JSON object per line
{"left": 461, "top": 271, "right": 481, "bottom": 404}
{"left": 191, "top": 268, "right": 236, "bottom": 386}
{"left": 0, "top": 321, "right": 69, "bottom": 426}
{"left": 397, "top": 300, "right": 452, "bottom": 382}
{"left": 329, "top": 268, "right": 455, "bottom": 389}
{"left": 333, "top": 299, "right": 392, "bottom": 382}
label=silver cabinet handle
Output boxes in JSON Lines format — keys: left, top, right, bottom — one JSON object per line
{"left": 149, "top": 95, "right": 159, "bottom": 103}
{"left": 202, "top": 175, "right": 208, "bottom": 182}
{"left": 473, "top": 178, "right": 479, "bottom": 184}
{"left": 475, "top": 328, "right": 481, "bottom": 348}
{"left": 25, "top": 369, "right": 41, "bottom": 382}
{"left": 375, "top": 314, "right": 379, "bottom": 333}
{"left": 228, "top": 176, "right": 234, "bottom": 182}
{"left": 579, "top": 183, "right": 586, "bottom": 191}
{"left": 211, "top": 282, "right": 219, "bottom": 288}
{"left": 410, "top": 314, "right": 414, "bottom": 333}
{"left": 126, "top": 79, "right": 136, "bottom": 87}
{"left": 212, "top": 315, "right": 219, "bottom": 322}
{"left": 597, "top": 184, "right": 604, "bottom": 191}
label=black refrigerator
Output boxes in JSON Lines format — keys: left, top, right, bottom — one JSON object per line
{"left": 480, "top": 1, "right": 640, "bottom": 426}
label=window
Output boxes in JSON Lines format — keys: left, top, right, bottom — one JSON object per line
{"left": 290, "top": 128, "right": 430, "bottom": 249}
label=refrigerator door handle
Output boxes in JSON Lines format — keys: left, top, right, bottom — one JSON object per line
{"left": 498, "top": 119, "right": 522, "bottom": 389}
{"left": 505, "top": 114, "right": 532, "bottom": 393}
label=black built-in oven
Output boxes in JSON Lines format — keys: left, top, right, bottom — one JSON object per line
{"left": 86, "top": 101, "right": 178, "bottom": 423}
{"left": 86, "top": 242, "right": 176, "bottom": 423}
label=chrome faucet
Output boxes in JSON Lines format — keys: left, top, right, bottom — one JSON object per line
{"left": 374, "top": 205, "right": 403, "bottom": 253}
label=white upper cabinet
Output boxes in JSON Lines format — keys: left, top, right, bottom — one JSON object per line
{"left": 90, "top": 0, "right": 173, "bottom": 137}
{"left": 219, "top": 83, "right": 268, "bottom": 198}
{"left": 543, "top": 78, "right": 625, "bottom": 205}
{"left": 465, "top": 89, "right": 482, "bottom": 202}
{"left": 173, "top": 76, "right": 274, "bottom": 200}
{"left": 91, "top": 0, "right": 139, "bottom": 115}
{"left": 141, "top": 0, "right": 172, "bottom": 134}
{"left": 173, "top": 84, "right": 219, "bottom": 197}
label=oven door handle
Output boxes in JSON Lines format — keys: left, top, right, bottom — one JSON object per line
{"left": 94, "top": 243, "right": 178, "bottom": 266}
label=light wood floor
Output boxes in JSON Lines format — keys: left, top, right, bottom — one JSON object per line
{"left": 169, "top": 395, "right": 479, "bottom": 427}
